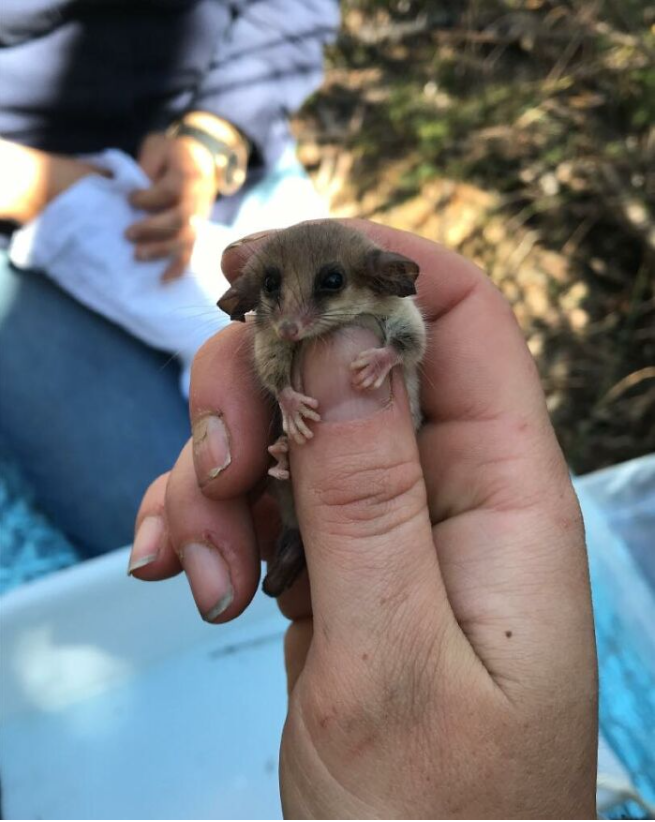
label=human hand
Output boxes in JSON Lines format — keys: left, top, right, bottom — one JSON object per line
{"left": 0, "top": 138, "right": 106, "bottom": 224}
{"left": 127, "top": 132, "right": 218, "bottom": 281}
{"left": 130, "top": 222, "right": 598, "bottom": 818}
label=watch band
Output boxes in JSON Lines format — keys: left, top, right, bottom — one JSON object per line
{"left": 170, "top": 122, "right": 248, "bottom": 196}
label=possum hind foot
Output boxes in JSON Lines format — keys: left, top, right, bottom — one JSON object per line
{"left": 268, "top": 435, "right": 290, "bottom": 481}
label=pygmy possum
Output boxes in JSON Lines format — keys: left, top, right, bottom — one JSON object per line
{"left": 218, "top": 221, "right": 427, "bottom": 596}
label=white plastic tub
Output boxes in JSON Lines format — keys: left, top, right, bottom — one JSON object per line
{"left": 0, "top": 549, "right": 287, "bottom": 820}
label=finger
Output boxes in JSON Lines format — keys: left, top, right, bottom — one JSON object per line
{"left": 129, "top": 472, "right": 182, "bottom": 580}
{"left": 162, "top": 248, "right": 191, "bottom": 282}
{"left": 276, "top": 569, "right": 311, "bottom": 621}
{"left": 134, "top": 239, "right": 181, "bottom": 262}
{"left": 126, "top": 209, "right": 186, "bottom": 242}
{"left": 189, "top": 323, "right": 273, "bottom": 497}
{"left": 290, "top": 326, "right": 454, "bottom": 646}
{"left": 165, "top": 440, "right": 261, "bottom": 623}
{"left": 137, "top": 133, "right": 169, "bottom": 181}
{"left": 130, "top": 176, "right": 180, "bottom": 211}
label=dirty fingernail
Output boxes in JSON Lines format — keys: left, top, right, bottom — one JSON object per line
{"left": 192, "top": 414, "right": 231, "bottom": 485}
{"left": 299, "top": 327, "right": 391, "bottom": 422}
{"left": 128, "top": 515, "right": 165, "bottom": 574}
{"left": 181, "top": 542, "right": 234, "bottom": 622}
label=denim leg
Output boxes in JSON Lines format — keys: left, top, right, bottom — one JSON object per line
{"left": 0, "top": 252, "right": 190, "bottom": 556}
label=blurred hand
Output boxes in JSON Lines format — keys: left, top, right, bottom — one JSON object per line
{"left": 127, "top": 132, "right": 218, "bottom": 281}
{"left": 130, "top": 221, "right": 598, "bottom": 818}
{"left": 0, "top": 138, "right": 106, "bottom": 224}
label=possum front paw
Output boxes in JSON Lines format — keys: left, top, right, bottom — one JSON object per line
{"left": 350, "top": 346, "right": 402, "bottom": 390}
{"left": 279, "top": 387, "right": 321, "bottom": 445}
{"left": 268, "top": 435, "right": 290, "bottom": 480}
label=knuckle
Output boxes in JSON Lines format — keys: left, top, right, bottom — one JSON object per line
{"left": 313, "top": 453, "right": 427, "bottom": 540}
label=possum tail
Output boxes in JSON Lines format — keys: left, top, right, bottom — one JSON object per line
{"left": 262, "top": 527, "right": 306, "bottom": 597}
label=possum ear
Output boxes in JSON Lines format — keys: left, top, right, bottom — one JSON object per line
{"left": 217, "top": 276, "right": 259, "bottom": 321}
{"left": 365, "top": 249, "right": 420, "bottom": 297}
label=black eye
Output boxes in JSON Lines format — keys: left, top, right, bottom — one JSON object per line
{"left": 263, "top": 267, "right": 281, "bottom": 295}
{"left": 317, "top": 265, "right": 345, "bottom": 293}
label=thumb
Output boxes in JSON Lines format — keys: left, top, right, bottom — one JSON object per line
{"left": 290, "top": 326, "right": 448, "bottom": 644}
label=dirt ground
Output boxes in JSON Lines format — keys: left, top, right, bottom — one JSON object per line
{"left": 293, "top": 0, "right": 655, "bottom": 475}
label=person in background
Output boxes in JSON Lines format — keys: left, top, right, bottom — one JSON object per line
{"left": 0, "top": 1, "right": 339, "bottom": 562}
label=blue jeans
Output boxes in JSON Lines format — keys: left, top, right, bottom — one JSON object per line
{"left": 0, "top": 250, "right": 190, "bottom": 556}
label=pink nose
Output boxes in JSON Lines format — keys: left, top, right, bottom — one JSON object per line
{"left": 278, "top": 320, "right": 300, "bottom": 341}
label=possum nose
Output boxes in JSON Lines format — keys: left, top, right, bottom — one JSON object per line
{"left": 278, "top": 320, "right": 301, "bottom": 341}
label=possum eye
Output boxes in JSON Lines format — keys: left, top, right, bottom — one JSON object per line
{"left": 316, "top": 264, "right": 345, "bottom": 293}
{"left": 263, "top": 266, "right": 281, "bottom": 295}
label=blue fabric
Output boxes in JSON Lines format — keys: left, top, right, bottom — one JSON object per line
{"left": 0, "top": 250, "right": 191, "bottom": 557}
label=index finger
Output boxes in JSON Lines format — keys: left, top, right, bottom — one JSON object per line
{"left": 130, "top": 178, "right": 180, "bottom": 212}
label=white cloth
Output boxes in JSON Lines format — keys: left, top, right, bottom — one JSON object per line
{"left": 9, "top": 148, "right": 328, "bottom": 395}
